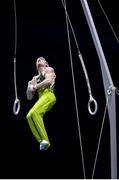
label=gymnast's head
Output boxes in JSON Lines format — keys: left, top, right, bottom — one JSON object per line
{"left": 36, "top": 57, "right": 49, "bottom": 70}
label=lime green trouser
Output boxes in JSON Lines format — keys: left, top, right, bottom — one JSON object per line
{"left": 26, "top": 88, "right": 56, "bottom": 146}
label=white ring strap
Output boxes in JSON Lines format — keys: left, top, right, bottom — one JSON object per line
{"left": 13, "top": 0, "right": 20, "bottom": 115}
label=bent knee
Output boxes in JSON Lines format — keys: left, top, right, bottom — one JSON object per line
{"left": 26, "top": 109, "right": 34, "bottom": 120}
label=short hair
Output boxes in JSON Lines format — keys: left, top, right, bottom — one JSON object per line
{"left": 36, "top": 56, "right": 49, "bottom": 67}
{"left": 37, "top": 57, "right": 46, "bottom": 61}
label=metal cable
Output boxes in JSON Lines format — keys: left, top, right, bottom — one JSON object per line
{"left": 91, "top": 96, "right": 109, "bottom": 179}
{"left": 63, "top": 0, "right": 86, "bottom": 178}
{"left": 98, "top": 0, "right": 119, "bottom": 44}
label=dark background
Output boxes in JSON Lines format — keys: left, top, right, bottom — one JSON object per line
{"left": 1, "top": 0, "right": 119, "bottom": 178}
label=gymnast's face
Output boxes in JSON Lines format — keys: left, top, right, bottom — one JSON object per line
{"left": 36, "top": 57, "right": 48, "bottom": 70}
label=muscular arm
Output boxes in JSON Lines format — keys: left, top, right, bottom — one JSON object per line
{"left": 35, "top": 67, "right": 56, "bottom": 90}
{"left": 26, "top": 67, "right": 56, "bottom": 100}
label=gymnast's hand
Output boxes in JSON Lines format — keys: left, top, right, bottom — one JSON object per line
{"left": 28, "top": 78, "right": 37, "bottom": 92}
{"left": 26, "top": 80, "right": 36, "bottom": 100}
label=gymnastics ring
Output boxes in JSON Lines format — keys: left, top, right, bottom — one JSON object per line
{"left": 88, "top": 95, "right": 98, "bottom": 115}
{"left": 13, "top": 98, "right": 20, "bottom": 115}
{"left": 116, "top": 89, "right": 119, "bottom": 95}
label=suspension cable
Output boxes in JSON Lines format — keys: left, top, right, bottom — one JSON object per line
{"left": 63, "top": 0, "right": 86, "bottom": 178}
{"left": 92, "top": 85, "right": 119, "bottom": 178}
{"left": 61, "top": 0, "right": 98, "bottom": 115}
{"left": 13, "top": 0, "right": 20, "bottom": 115}
{"left": 97, "top": 0, "right": 119, "bottom": 44}
{"left": 91, "top": 95, "right": 109, "bottom": 179}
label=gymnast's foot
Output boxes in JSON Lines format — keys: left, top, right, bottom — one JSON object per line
{"left": 40, "top": 140, "right": 50, "bottom": 150}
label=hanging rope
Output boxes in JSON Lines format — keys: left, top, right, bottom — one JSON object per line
{"left": 63, "top": 0, "right": 86, "bottom": 178}
{"left": 97, "top": 0, "right": 119, "bottom": 44}
{"left": 13, "top": 0, "right": 20, "bottom": 115}
{"left": 61, "top": 0, "right": 98, "bottom": 115}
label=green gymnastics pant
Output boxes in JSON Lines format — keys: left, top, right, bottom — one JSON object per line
{"left": 26, "top": 88, "right": 56, "bottom": 146}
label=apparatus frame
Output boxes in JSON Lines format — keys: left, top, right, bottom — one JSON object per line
{"left": 80, "top": 0, "right": 117, "bottom": 178}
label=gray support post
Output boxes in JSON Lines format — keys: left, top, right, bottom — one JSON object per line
{"left": 79, "top": 0, "right": 117, "bottom": 178}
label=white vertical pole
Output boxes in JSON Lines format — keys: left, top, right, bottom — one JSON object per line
{"left": 79, "top": 0, "right": 117, "bottom": 178}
